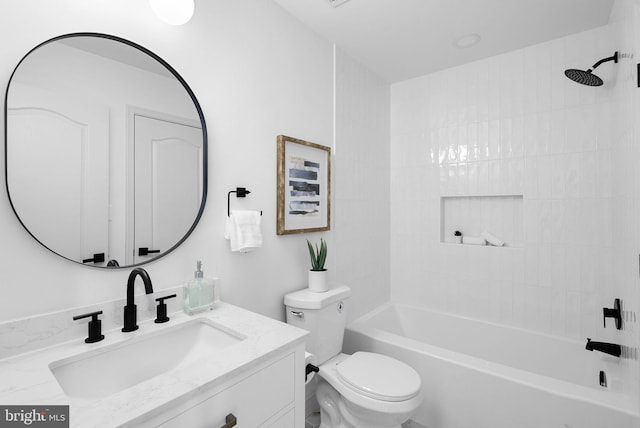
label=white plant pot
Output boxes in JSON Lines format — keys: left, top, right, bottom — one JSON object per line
{"left": 308, "top": 269, "right": 329, "bottom": 293}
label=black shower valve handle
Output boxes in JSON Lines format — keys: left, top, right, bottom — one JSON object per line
{"left": 603, "top": 298, "right": 622, "bottom": 330}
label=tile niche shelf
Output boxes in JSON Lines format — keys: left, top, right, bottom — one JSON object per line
{"left": 440, "top": 195, "right": 523, "bottom": 247}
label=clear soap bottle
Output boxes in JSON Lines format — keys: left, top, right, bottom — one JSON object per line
{"left": 183, "top": 261, "right": 217, "bottom": 314}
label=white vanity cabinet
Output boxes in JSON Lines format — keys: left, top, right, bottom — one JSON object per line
{"left": 144, "top": 344, "right": 304, "bottom": 428}
{"left": 0, "top": 303, "right": 308, "bottom": 428}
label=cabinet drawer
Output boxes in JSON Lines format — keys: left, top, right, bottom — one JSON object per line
{"left": 158, "top": 353, "right": 294, "bottom": 428}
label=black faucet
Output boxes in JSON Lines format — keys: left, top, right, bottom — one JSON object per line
{"left": 122, "top": 268, "right": 154, "bottom": 332}
{"left": 585, "top": 338, "right": 621, "bottom": 358}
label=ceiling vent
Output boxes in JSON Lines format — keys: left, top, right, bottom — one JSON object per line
{"left": 329, "top": 0, "right": 351, "bottom": 7}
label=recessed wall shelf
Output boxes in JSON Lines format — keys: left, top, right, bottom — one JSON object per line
{"left": 440, "top": 195, "right": 523, "bottom": 247}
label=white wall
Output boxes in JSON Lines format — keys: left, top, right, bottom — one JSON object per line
{"left": 0, "top": 0, "right": 390, "bottom": 324}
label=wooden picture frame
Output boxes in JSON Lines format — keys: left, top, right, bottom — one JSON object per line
{"left": 276, "top": 135, "right": 331, "bottom": 235}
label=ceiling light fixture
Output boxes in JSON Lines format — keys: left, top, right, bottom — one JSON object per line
{"left": 453, "top": 33, "right": 481, "bottom": 49}
{"left": 149, "top": 0, "right": 195, "bottom": 25}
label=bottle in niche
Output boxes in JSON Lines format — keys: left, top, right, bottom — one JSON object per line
{"left": 183, "top": 261, "right": 217, "bottom": 314}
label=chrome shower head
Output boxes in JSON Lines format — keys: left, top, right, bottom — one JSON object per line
{"left": 564, "top": 52, "right": 618, "bottom": 86}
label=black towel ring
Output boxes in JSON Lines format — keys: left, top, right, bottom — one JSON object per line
{"left": 227, "top": 187, "right": 262, "bottom": 217}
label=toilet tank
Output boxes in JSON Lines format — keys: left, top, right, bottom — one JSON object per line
{"left": 284, "top": 284, "right": 351, "bottom": 364}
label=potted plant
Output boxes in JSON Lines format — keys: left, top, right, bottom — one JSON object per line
{"left": 307, "top": 237, "right": 328, "bottom": 292}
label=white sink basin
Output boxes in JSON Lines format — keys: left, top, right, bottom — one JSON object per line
{"left": 49, "top": 318, "right": 246, "bottom": 399}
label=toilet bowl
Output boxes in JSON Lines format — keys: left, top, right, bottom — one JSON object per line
{"left": 316, "top": 353, "right": 422, "bottom": 428}
{"left": 284, "top": 284, "right": 422, "bottom": 428}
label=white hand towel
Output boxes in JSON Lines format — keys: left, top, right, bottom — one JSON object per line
{"left": 481, "top": 231, "right": 504, "bottom": 247}
{"left": 462, "top": 236, "right": 486, "bottom": 245}
{"left": 225, "top": 210, "right": 262, "bottom": 252}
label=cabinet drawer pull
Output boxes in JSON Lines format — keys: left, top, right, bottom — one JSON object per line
{"left": 221, "top": 413, "right": 237, "bottom": 428}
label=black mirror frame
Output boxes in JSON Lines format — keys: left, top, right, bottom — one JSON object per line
{"left": 4, "top": 32, "right": 208, "bottom": 269}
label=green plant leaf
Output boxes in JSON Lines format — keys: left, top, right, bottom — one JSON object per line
{"left": 317, "top": 238, "right": 327, "bottom": 270}
{"left": 307, "top": 239, "right": 319, "bottom": 270}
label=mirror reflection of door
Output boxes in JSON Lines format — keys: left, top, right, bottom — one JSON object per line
{"left": 7, "top": 83, "right": 109, "bottom": 264}
{"left": 132, "top": 114, "right": 203, "bottom": 265}
{"left": 6, "top": 34, "right": 207, "bottom": 268}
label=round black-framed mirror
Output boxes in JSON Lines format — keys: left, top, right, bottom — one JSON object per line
{"left": 5, "top": 33, "right": 208, "bottom": 268}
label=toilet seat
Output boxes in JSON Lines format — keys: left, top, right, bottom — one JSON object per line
{"left": 317, "top": 353, "right": 423, "bottom": 423}
{"left": 336, "top": 352, "right": 421, "bottom": 402}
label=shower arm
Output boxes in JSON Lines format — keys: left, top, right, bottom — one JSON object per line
{"left": 590, "top": 52, "right": 619, "bottom": 71}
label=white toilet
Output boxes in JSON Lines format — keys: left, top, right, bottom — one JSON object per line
{"left": 284, "top": 284, "right": 422, "bottom": 428}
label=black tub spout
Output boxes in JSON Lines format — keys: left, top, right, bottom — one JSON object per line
{"left": 585, "top": 338, "right": 621, "bottom": 357}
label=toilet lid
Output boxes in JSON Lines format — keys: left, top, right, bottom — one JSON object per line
{"left": 336, "top": 352, "right": 421, "bottom": 402}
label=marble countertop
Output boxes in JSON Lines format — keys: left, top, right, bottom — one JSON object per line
{"left": 0, "top": 302, "right": 307, "bottom": 427}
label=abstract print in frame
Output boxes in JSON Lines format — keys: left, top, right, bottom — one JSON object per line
{"left": 276, "top": 135, "right": 331, "bottom": 235}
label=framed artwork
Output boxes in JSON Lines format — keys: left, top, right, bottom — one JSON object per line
{"left": 276, "top": 135, "right": 331, "bottom": 235}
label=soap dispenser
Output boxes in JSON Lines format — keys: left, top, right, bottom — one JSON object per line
{"left": 183, "top": 261, "right": 217, "bottom": 315}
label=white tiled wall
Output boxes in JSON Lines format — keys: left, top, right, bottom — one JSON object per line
{"left": 391, "top": 0, "right": 640, "bottom": 403}
{"left": 334, "top": 47, "right": 391, "bottom": 322}
{"left": 390, "top": 25, "right": 616, "bottom": 338}
{"left": 609, "top": 0, "right": 640, "bottom": 403}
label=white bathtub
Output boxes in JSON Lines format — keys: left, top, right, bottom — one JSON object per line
{"left": 343, "top": 303, "right": 640, "bottom": 428}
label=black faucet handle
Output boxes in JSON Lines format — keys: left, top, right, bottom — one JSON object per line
{"left": 603, "top": 298, "right": 622, "bottom": 330}
{"left": 73, "top": 310, "right": 105, "bottom": 343}
{"left": 155, "top": 294, "right": 177, "bottom": 324}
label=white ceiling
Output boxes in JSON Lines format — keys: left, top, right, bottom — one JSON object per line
{"left": 60, "top": 37, "right": 174, "bottom": 78}
{"left": 273, "top": 0, "right": 615, "bottom": 83}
